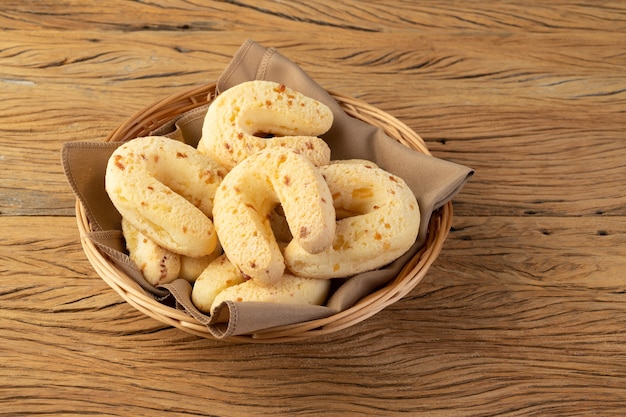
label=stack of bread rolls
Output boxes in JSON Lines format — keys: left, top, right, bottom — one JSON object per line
{"left": 105, "top": 80, "right": 420, "bottom": 315}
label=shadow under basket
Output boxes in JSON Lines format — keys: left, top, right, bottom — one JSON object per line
{"left": 75, "top": 82, "right": 453, "bottom": 343}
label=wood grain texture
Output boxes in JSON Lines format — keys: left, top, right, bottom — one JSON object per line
{"left": 2, "top": 30, "right": 625, "bottom": 216}
{"left": 3, "top": 218, "right": 626, "bottom": 416}
{"left": 1, "top": 1, "right": 626, "bottom": 415}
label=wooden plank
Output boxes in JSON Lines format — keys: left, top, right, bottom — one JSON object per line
{"left": 2, "top": 215, "right": 626, "bottom": 415}
{"left": 0, "top": 1, "right": 625, "bottom": 33}
{"left": 1, "top": 29, "right": 625, "bottom": 216}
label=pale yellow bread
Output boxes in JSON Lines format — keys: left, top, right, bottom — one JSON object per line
{"left": 178, "top": 242, "right": 222, "bottom": 283}
{"left": 210, "top": 273, "right": 330, "bottom": 315}
{"left": 197, "top": 80, "right": 333, "bottom": 170}
{"left": 212, "top": 147, "right": 336, "bottom": 285}
{"left": 122, "top": 218, "right": 222, "bottom": 285}
{"left": 191, "top": 255, "right": 330, "bottom": 314}
{"left": 327, "top": 159, "right": 379, "bottom": 167}
{"left": 105, "top": 136, "right": 227, "bottom": 257}
{"left": 269, "top": 206, "right": 292, "bottom": 243}
{"left": 326, "top": 159, "right": 380, "bottom": 219}
{"left": 284, "top": 161, "right": 420, "bottom": 279}
{"left": 191, "top": 254, "right": 247, "bottom": 313}
{"left": 121, "top": 218, "right": 181, "bottom": 286}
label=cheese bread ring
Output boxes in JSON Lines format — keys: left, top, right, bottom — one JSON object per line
{"left": 213, "top": 147, "right": 336, "bottom": 285}
{"left": 105, "top": 136, "right": 227, "bottom": 257}
{"left": 197, "top": 80, "right": 333, "bottom": 170}
{"left": 191, "top": 254, "right": 247, "bottom": 313}
{"left": 178, "top": 243, "right": 222, "bottom": 283}
{"left": 210, "top": 272, "right": 330, "bottom": 315}
{"left": 284, "top": 161, "right": 420, "bottom": 279}
{"left": 191, "top": 255, "right": 330, "bottom": 315}
{"left": 122, "top": 218, "right": 181, "bottom": 286}
{"left": 123, "top": 219, "right": 222, "bottom": 284}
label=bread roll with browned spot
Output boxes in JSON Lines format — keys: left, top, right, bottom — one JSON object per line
{"left": 105, "top": 136, "right": 227, "bottom": 257}
{"left": 122, "top": 218, "right": 180, "bottom": 286}
{"left": 191, "top": 255, "right": 330, "bottom": 315}
{"left": 212, "top": 147, "right": 335, "bottom": 285}
{"left": 284, "top": 161, "right": 420, "bottom": 279}
{"left": 210, "top": 273, "right": 330, "bottom": 314}
{"left": 197, "top": 80, "right": 333, "bottom": 170}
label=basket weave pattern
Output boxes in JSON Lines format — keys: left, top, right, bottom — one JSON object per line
{"left": 76, "top": 83, "right": 452, "bottom": 342}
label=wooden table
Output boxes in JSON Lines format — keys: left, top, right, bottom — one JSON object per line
{"left": 2, "top": 1, "right": 625, "bottom": 415}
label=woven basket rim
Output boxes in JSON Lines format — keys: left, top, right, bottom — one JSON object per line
{"left": 76, "top": 82, "right": 452, "bottom": 342}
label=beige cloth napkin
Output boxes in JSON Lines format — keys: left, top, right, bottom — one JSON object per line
{"left": 62, "top": 39, "right": 473, "bottom": 338}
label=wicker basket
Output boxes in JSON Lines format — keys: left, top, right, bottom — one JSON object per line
{"left": 76, "top": 82, "right": 453, "bottom": 342}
